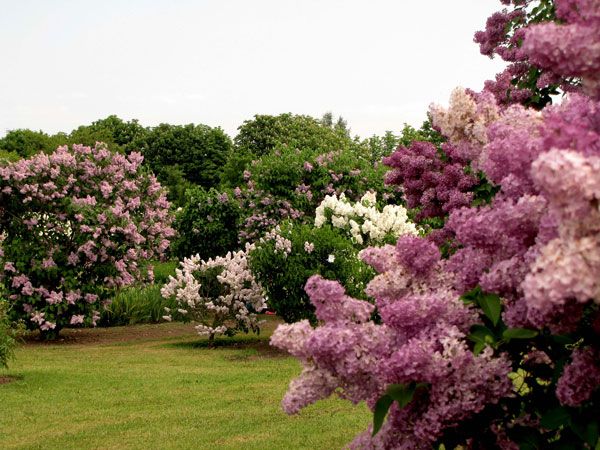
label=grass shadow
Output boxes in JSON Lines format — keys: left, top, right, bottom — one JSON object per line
{"left": 0, "top": 374, "right": 24, "bottom": 385}
{"left": 167, "top": 335, "right": 287, "bottom": 358}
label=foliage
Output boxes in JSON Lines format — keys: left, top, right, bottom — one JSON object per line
{"left": 234, "top": 113, "right": 351, "bottom": 158}
{"left": 222, "top": 113, "right": 355, "bottom": 188}
{"left": 69, "top": 115, "right": 147, "bottom": 150}
{"left": 131, "top": 123, "right": 232, "bottom": 188}
{"left": 0, "top": 144, "right": 174, "bottom": 339}
{"left": 101, "top": 285, "right": 178, "bottom": 326}
{"left": 272, "top": 2, "right": 600, "bottom": 447}
{"left": 161, "top": 247, "right": 266, "bottom": 346}
{"left": 0, "top": 296, "right": 21, "bottom": 369}
{"left": 150, "top": 260, "right": 178, "bottom": 285}
{"left": 171, "top": 187, "right": 242, "bottom": 260}
{"left": 155, "top": 164, "right": 194, "bottom": 207}
{"left": 249, "top": 222, "right": 375, "bottom": 323}
{"left": 237, "top": 143, "right": 399, "bottom": 243}
{"left": 0, "top": 150, "right": 20, "bottom": 165}
{"left": 0, "top": 129, "right": 64, "bottom": 158}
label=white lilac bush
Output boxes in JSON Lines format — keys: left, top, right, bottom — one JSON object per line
{"left": 161, "top": 245, "right": 266, "bottom": 345}
{"left": 271, "top": 1, "right": 600, "bottom": 448}
{"left": 314, "top": 192, "right": 418, "bottom": 245}
{"left": 0, "top": 143, "right": 174, "bottom": 339}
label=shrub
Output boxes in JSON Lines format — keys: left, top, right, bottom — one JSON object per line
{"left": 234, "top": 113, "right": 351, "bottom": 158}
{"left": 0, "top": 129, "right": 63, "bottom": 158}
{"left": 0, "top": 143, "right": 175, "bottom": 339}
{"left": 151, "top": 260, "right": 178, "bottom": 285}
{"left": 249, "top": 222, "right": 375, "bottom": 323}
{"left": 171, "top": 187, "right": 242, "bottom": 260}
{"left": 222, "top": 113, "right": 355, "bottom": 188}
{"left": 161, "top": 246, "right": 266, "bottom": 346}
{"left": 69, "top": 115, "right": 147, "bottom": 150}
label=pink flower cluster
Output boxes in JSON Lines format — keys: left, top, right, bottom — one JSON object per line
{"left": 0, "top": 143, "right": 174, "bottom": 335}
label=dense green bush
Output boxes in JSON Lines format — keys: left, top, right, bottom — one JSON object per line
{"left": 101, "top": 285, "right": 178, "bottom": 326}
{"left": 150, "top": 260, "right": 178, "bottom": 285}
{"left": 171, "top": 187, "right": 242, "bottom": 260}
{"left": 132, "top": 123, "right": 232, "bottom": 188}
{"left": 222, "top": 113, "right": 355, "bottom": 187}
{"left": 234, "top": 113, "right": 351, "bottom": 157}
{"left": 249, "top": 222, "right": 375, "bottom": 323}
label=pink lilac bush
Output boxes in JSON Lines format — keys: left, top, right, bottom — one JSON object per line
{"left": 0, "top": 143, "right": 174, "bottom": 338}
{"left": 273, "top": 1, "right": 600, "bottom": 446}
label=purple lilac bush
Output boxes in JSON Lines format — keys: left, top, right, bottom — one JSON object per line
{"left": 271, "top": 1, "right": 600, "bottom": 447}
{"left": 0, "top": 143, "right": 174, "bottom": 338}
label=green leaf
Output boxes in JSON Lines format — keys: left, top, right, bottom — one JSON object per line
{"left": 478, "top": 293, "right": 501, "bottom": 326}
{"left": 386, "top": 383, "right": 416, "bottom": 408}
{"left": 372, "top": 384, "right": 419, "bottom": 437}
{"left": 552, "top": 334, "right": 575, "bottom": 345}
{"left": 570, "top": 417, "right": 599, "bottom": 447}
{"left": 372, "top": 394, "right": 393, "bottom": 436}
{"left": 460, "top": 286, "right": 481, "bottom": 305}
{"left": 540, "top": 407, "right": 571, "bottom": 430}
{"left": 503, "top": 328, "right": 538, "bottom": 340}
{"left": 473, "top": 341, "right": 486, "bottom": 355}
{"left": 468, "top": 324, "right": 497, "bottom": 353}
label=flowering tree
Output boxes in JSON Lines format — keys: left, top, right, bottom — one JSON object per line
{"left": 272, "top": 1, "right": 600, "bottom": 447}
{"left": 161, "top": 246, "right": 266, "bottom": 346}
{"left": 0, "top": 144, "right": 175, "bottom": 339}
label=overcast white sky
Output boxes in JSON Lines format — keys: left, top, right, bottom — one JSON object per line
{"left": 1, "top": 0, "right": 506, "bottom": 140}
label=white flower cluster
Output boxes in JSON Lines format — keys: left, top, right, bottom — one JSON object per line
{"left": 314, "top": 192, "right": 418, "bottom": 244}
{"left": 161, "top": 244, "right": 266, "bottom": 340}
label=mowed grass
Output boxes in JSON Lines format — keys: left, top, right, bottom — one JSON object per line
{"left": 0, "top": 317, "right": 369, "bottom": 450}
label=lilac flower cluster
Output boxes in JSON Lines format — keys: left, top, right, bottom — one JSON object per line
{"left": 273, "top": 3, "right": 600, "bottom": 443}
{"left": 0, "top": 144, "right": 174, "bottom": 336}
{"left": 522, "top": 0, "right": 600, "bottom": 99}
{"left": 383, "top": 140, "right": 478, "bottom": 221}
{"left": 271, "top": 242, "right": 512, "bottom": 447}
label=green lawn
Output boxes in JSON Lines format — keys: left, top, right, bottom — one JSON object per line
{"left": 0, "top": 318, "right": 369, "bottom": 449}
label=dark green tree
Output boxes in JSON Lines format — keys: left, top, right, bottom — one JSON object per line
{"left": 132, "top": 123, "right": 232, "bottom": 189}
{"left": 0, "top": 129, "right": 62, "bottom": 158}
{"left": 69, "top": 115, "right": 146, "bottom": 150}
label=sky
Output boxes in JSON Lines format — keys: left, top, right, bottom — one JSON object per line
{"left": 0, "top": 0, "right": 506, "bottom": 140}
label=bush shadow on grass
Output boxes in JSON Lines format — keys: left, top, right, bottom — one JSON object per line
{"left": 0, "top": 374, "right": 24, "bottom": 385}
{"left": 166, "top": 334, "right": 287, "bottom": 358}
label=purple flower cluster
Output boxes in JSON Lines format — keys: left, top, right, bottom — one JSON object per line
{"left": 272, "top": 243, "right": 511, "bottom": 447}
{"left": 383, "top": 141, "right": 477, "bottom": 221}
